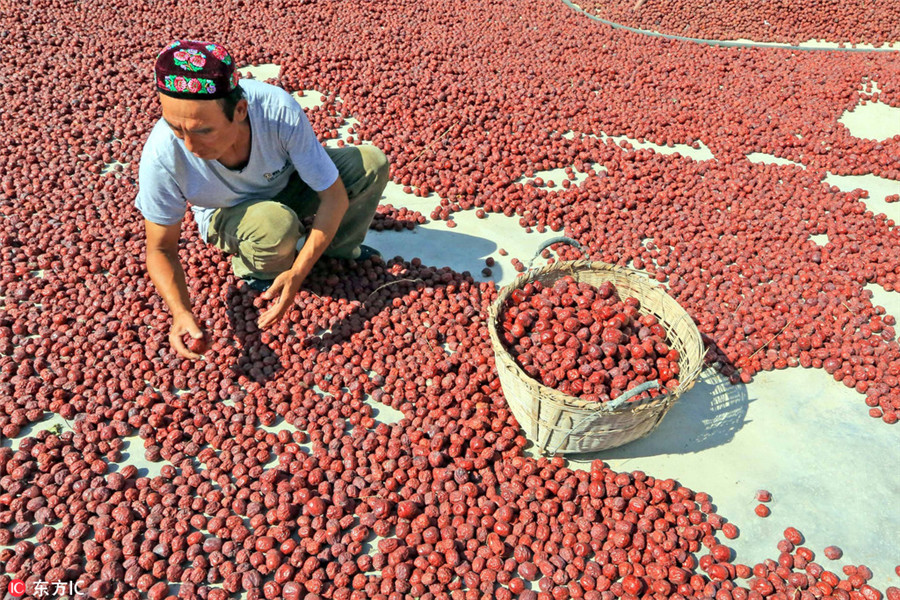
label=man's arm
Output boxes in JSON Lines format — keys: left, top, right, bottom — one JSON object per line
{"left": 145, "top": 219, "right": 205, "bottom": 359}
{"left": 290, "top": 177, "right": 350, "bottom": 283}
{"left": 258, "top": 177, "right": 349, "bottom": 328}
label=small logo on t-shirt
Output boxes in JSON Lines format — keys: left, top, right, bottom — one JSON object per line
{"left": 264, "top": 159, "right": 292, "bottom": 182}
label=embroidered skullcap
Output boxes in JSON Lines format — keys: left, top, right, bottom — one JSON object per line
{"left": 155, "top": 40, "right": 239, "bottom": 100}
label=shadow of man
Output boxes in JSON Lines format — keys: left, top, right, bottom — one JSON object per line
{"left": 225, "top": 283, "right": 284, "bottom": 387}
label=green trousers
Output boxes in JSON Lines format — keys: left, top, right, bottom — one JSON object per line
{"left": 207, "top": 145, "right": 389, "bottom": 279}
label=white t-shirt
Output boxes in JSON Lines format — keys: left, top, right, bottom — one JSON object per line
{"left": 134, "top": 79, "right": 339, "bottom": 241}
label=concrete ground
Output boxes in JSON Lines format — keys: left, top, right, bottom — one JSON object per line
{"left": 9, "top": 57, "right": 898, "bottom": 596}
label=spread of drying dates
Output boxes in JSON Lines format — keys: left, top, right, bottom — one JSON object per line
{"left": 0, "top": 0, "right": 897, "bottom": 597}
{"left": 499, "top": 277, "right": 679, "bottom": 402}
{"left": 371, "top": 204, "right": 427, "bottom": 232}
{"left": 575, "top": 0, "right": 899, "bottom": 46}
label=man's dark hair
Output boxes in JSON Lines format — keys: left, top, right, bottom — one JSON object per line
{"left": 218, "top": 85, "right": 245, "bottom": 121}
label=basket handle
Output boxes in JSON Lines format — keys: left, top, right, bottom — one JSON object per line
{"left": 528, "top": 236, "right": 587, "bottom": 268}
{"left": 606, "top": 380, "right": 660, "bottom": 410}
{"left": 547, "top": 379, "right": 661, "bottom": 455}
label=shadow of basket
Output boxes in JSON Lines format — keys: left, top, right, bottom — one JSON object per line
{"left": 562, "top": 367, "right": 752, "bottom": 460}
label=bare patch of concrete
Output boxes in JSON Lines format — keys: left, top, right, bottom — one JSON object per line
{"left": 513, "top": 162, "right": 607, "bottom": 188}
{"left": 839, "top": 98, "right": 900, "bottom": 141}
{"left": 865, "top": 282, "right": 899, "bottom": 321}
{"left": 237, "top": 63, "right": 281, "bottom": 82}
{"left": 789, "top": 39, "right": 899, "bottom": 50}
{"left": 367, "top": 200, "right": 562, "bottom": 288}
{"left": 746, "top": 152, "right": 806, "bottom": 169}
{"left": 565, "top": 367, "right": 899, "bottom": 591}
{"left": 291, "top": 90, "right": 324, "bottom": 111}
{"left": 567, "top": 130, "right": 715, "bottom": 161}
{"left": 362, "top": 394, "right": 406, "bottom": 426}
{"left": 823, "top": 172, "right": 900, "bottom": 218}
{"left": 291, "top": 89, "right": 365, "bottom": 149}
{"left": 102, "top": 160, "right": 130, "bottom": 177}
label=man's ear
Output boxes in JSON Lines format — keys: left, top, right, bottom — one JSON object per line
{"left": 235, "top": 98, "right": 249, "bottom": 122}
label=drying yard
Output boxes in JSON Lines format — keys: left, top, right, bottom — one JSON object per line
{"left": 0, "top": 0, "right": 898, "bottom": 599}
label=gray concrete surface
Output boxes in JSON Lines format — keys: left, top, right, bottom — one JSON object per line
{"left": 568, "top": 368, "right": 900, "bottom": 591}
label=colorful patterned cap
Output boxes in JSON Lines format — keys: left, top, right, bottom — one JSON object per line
{"left": 155, "top": 40, "right": 239, "bottom": 100}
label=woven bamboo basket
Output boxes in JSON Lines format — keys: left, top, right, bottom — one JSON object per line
{"left": 488, "top": 259, "right": 704, "bottom": 454}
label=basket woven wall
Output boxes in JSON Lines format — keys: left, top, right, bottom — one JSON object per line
{"left": 488, "top": 260, "right": 705, "bottom": 454}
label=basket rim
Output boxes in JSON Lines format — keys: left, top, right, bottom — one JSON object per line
{"left": 488, "top": 259, "right": 705, "bottom": 416}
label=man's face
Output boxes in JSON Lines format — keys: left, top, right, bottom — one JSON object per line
{"left": 159, "top": 94, "right": 247, "bottom": 161}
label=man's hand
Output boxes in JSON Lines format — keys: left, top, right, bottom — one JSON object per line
{"left": 258, "top": 269, "right": 305, "bottom": 329}
{"left": 145, "top": 219, "right": 207, "bottom": 360}
{"left": 256, "top": 177, "right": 349, "bottom": 330}
{"left": 169, "top": 311, "right": 206, "bottom": 360}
